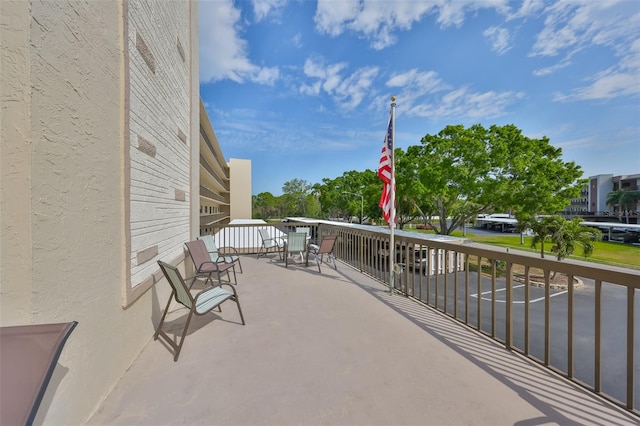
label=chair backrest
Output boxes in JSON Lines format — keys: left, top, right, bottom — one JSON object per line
{"left": 185, "top": 240, "right": 211, "bottom": 271}
{"left": 295, "top": 227, "right": 310, "bottom": 238}
{"left": 317, "top": 235, "right": 337, "bottom": 254}
{"left": 258, "top": 228, "right": 277, "bottom": 248}
{"left": 286, "top": 232, "right": 307, "bottom": 252}
{"left": 158, "top": 261, "right": 193, "bottom": 309}
{"left": 198, "top": 234, "right": 219, "bottom": 254}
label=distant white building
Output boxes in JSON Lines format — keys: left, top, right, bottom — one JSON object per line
{"left": 564, "top": 173, "right": 639, "bottom": 223}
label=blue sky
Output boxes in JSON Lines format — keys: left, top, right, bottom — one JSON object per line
{"left": 199, "top": 0, "right": 640, "bottom": 196}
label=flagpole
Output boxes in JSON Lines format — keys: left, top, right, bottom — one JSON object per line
{"left": 389, "top": 96, "right": 396, "bottom": 294}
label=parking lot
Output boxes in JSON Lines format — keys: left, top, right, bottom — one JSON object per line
{"left": 395, "top": 267, "right": 639, "bottom": 408}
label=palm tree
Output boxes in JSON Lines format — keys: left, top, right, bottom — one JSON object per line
{"left": 530, "top": 216, "right": 601, "bottom": 260}
{"left": 530, "top": 216, "right": 558, "bottom": 259}
{"left": 549, "top": 217, "right": 602, "bottom": 261}
{"left": 531, "top": 216, "right": 601, "bottom": 281}
{"left": 606, "top": 190, "right": 640, "bottom": 223}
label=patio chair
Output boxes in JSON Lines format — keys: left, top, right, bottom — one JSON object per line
{"left": 295, "top": 226, "right": 310, "bottom": 237}
{"left": 257, "top": 228, "right": 283, "bottom": 259}
{"left": 198, "top": 234, "right": 243, "bottom": 273}
{"left": 284, "top": 231, "right": 309, "bottom": 268}
{"left": 185, "top": 239, "right": 237, "bottom": 288}
{"left": 155, "top": 261, "right": 245, "bottom": 361}
{"left": 1, "top": 321, "right": 78, "bottom": 426}
{"left": 309, "top": 234, "right": 338, "bottom": 272}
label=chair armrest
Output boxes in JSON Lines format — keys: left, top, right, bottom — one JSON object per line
{"left": 218, "top": 246, "right": 240, "bottom": 255}
{"left": 218, "top": 282, "right": 239, "bottom": 296}
{"left": 197, "top": 260, "right": 229, "bottom": 270}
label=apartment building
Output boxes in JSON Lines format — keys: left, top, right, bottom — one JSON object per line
{"left": 564, "top": 173, "right": 639, "bottom": 223}
{"left": 199, "top": 101, "right": 252, "bottom": 234}
{"left": 1, "top": 1, "right": 248, "bottom": 423}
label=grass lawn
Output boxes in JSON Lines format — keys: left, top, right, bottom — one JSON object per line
{"left": 443, "top": 231, "right": 640, "bottom": 270}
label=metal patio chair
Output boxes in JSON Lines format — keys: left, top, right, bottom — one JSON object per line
{"left": 198, "top": 234, "right": 243, "bottom": 273}
{"left": 284, "top": 231, "right": 310, "bottom": 268}
{"left": 257, "top": 228, "right": 284, "bottom": 259}
{"left": 185, "top": 239, "right": 237, "bottom": 288}
{"left": 309, "top": 234, "right": 338, "bottom": 272}
{"left": 154, "top": 261, "right": 245, "bottom": 361}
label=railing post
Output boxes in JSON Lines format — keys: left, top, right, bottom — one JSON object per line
{"left": 444, "top": 250, "right": 449, "bottom": 314}
{"left": 477, "top": 255, "right": 482, "bottom": 332}
{"left": 595, "top": 279, "right": 602, "bottom": 393}
{"left": 567, "top": 274, "right": 574, "bottom": 379}
{"left": 544, "top": 270, "right": 551, "bottom": 366}
{"left": 464, "top": 255, "right": 469, "bottom": 324}
{"left": 505, "top": 262, "right": 512, "bottom": 349}
{"left": 453, "top": 251, "right": 458, "bottom": 319}
{"left": 491, "top": 259, "right": 496, "bottom": 338}
{"left": 524, "top": 266, "right": 530, "bottom": 356}
{"left": 626, "top": 285, "right": 635, "bottom": 410}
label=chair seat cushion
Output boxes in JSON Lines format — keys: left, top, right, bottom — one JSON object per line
{"left": 195, "top": 287, "right": 234, "bottom": 314}
{"left": 198, "top": 262, "right": 233, "bottom": 273}
{"left": 218, "top": 255, "right": 239, "bottom": 263}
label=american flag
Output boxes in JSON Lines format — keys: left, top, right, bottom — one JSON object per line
{"left": 378, "top": 115, "right": 395, "bottom": 227}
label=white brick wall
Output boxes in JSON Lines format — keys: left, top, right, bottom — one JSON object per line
{"left": 128, "top": 1, "right": 192, "bottom": 287}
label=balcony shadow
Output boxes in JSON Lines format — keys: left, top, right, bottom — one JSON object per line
{"left": 334, "top": 263, "right": 639, "bottom": 426}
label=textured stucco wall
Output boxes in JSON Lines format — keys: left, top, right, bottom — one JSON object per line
{"left": 0, "top": 1, "right": 196, "bottom": 424}
{"left": 1, "top": 0, "right": 33, "bottom": 324}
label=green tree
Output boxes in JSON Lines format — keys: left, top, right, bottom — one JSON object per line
{"left": 394, "top": 147, "right": 432, "bottom": 229}
{"left": 281, "top": 179, "right": 312, "bottom": 217}
{"left": 316, "top": 170, "right": 380, "bottom": 224}
{"left": 530, "top": 215, "right": 601, "bottom": 260}
{"left": 415, "top": 124, "right": 585, "bottom": 235}
{"left": 252, "top": 192, "right": 278, "bottom": 219}
{"left": 530, "top": 216, "right": 557, "bottom": 259}
{"left": 606, "top": 190, "right": 640, "bottom": 223}
{"left": 550, "top": 217, "right": 601, "bottom": 260}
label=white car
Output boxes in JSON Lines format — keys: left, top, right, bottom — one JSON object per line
{"left": 402, "top": 247, "right": 464, "bottom": 275}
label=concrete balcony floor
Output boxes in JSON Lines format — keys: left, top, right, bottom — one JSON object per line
{"left": 88, "top": 254, "right": 638, "bottom": 425}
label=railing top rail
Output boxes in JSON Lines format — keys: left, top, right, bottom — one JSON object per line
{"left": 213, "top": 219, "right": 640, "bottom": 288}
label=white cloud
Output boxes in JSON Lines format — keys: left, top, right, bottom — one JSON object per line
{"left": 507, "top": 0, "right": 545, "bottom": 21}
{"left": 200, "top": 0, "right": 280, "bottom": 85}
{"left": 387, "top": 69, "right": 449, "bottom": 96}
{"left": 314, "top": 0, "right": 509, "bottom": 50}
{"left": 554, "top": 70, "right": 640, "bottom": 102}
{"left": 383, "top": 67, "right": 521, "bottom": 120}
{"left": 292, "top": 33, "right": 303, "bottom": 48}
{"left": 547, "top": 6, "right": 639, "bottom": 100}
{"left": 530, "top": 1, "right": 639, "bottom": 59}
{"left": 299, "top": 57, "right": 378, "bottom": 110}
{"left": 532, "top": 59, "right": 571, "bottom": 77}
{"left": 334, "top": 66, "right": 379, "bottom": 109}
{"left": 528, "top": 1, "right": 640, "bottom": 101}
{"left": 408, "top": 87, "right": 525, "bottom": 120}
{"left": 483, "top": 25, "right": 512, "bottom": 55}
{"left": 314, "top": 0, "right": 361, "bottom": 37}
{"left": 554, "top": 136, "right": 598, "bottom": 150}
{"left": 251, "top": 0, "right": 287, "bottom": 22}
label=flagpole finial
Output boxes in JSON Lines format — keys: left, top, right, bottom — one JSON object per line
{"left": 391, "top": 96, "right": 396, "bottom": 102}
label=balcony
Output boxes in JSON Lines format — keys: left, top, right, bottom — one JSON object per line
{"left": 88, "top": 222, "right": 640, "bottom": 424}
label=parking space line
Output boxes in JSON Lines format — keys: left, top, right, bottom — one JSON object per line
{"left": 471, "top": 284, "right": 568, "bottom": 304}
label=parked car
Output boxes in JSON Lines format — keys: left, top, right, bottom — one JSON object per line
{"left": 403, "top": 248, "right": 429, "bottom": 270}
{"left": 401, "top": 247, "right": 465, "bottom": 275}
{"left": 416, "top": 224, "right": 434, "bottom": 230}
